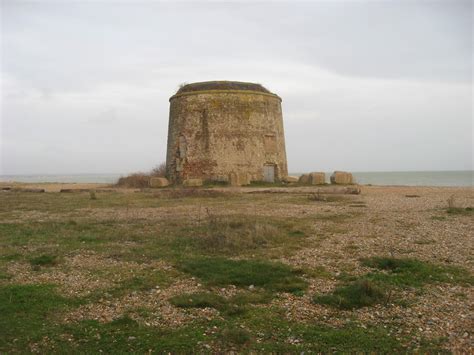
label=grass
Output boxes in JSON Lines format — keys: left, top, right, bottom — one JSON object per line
{"left": 314, "top": 279, "right": 386, "bottom": 309}
{"left": 170, "top": 292, "right": 227, "bottom": 309}
{"left": 0, "top": 283, "right": 411, "bottom": 353}
{"left": 361, "top": 257, "right": 474, "bottom": 287}
{"left": 29, "top": 254, "right": 58, "bottom": 267}
{"left": 313, "top": 213, "right": 359, "bottom": 223}
{"left": 108, "top": 271, "right": 172, "bottom": 297}
{"left": 446, "top": 207, "right": 473, "bottom": 215}
{"left": 247, "top": 181, "right": 287, "bottom": 187}
{"left": 0, "top": 284, "right": 77, "bottom": 351}
{"left": 234, "top": 307, "right": 409, "bottom": 352}
{"left": 177, "top": 257, "right": 307, "bottom": 293}
{"left": 314, "top": 257, "right": 473, "bottom": 310}
{"left": 221, "top": 327, "right": 251, "bottom": 345}
{"left": 193, "top": 214, "right": 308, "bottom": 255}
{"left": 0, "top": 189, "right": 464, "bottom": 352}
{"left": 58, "top": 317, "right": 209, "bottom": 353}
{"left": 169, "top": 290, "right": 273, "bottom": 316}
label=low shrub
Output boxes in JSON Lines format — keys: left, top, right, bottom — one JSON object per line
{"left": 116, "top": 163, "right": 166, "bottom": 188}
{"left": 116, "top": 173, "right": 150, "bottom": 188}
{"left": 314, "top": 279, "right": 385, "bottom": 309}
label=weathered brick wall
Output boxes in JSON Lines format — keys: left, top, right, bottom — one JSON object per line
{"left": 166, "top": 88, "right": 288, "bottom": 184}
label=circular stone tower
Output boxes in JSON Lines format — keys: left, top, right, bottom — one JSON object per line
{"left": 166, "top": 81, "right": 288, "bottom": 185}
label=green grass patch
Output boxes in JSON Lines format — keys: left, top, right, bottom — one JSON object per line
{"left": 303, "top": 266, "right": 332, "bottom": 279}
{"left": 0, "top": 253, "right": 22, "bottom": 261}
{"left": 60, "top": 316, "right": 208, "bottom": 353}
{"left": 29, "top": 254, "right": 58, "bottom": 267}
{"left": 170, "top": 290, "right": 273, "bottom": 317}
{"left": 314, "top": 279, "right": 386, "bottom": 309}
{"left": 177, "top": 258, "right": 307, "bottom": 293}
{"left": 236, "top": 307, "right": 408, "bottom": 352}
{"left": 361, "top": 257, "right": 474, "bottom": 287}
{"left": 109, "top": 271, "right": 171, "bottom": 297}
{"left": 315, "top": 257, "right": 473, "bottom": 310}
{"left": 0, "top": 284, "right": 77, "bottom": 351}
{"left": 221, "top": 327, "right": 251, "bottom": 345}
{"left": 447, "top": 207, "right": 473, "bottom": 215}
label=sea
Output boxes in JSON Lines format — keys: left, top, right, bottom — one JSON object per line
{"left": 0, "top": 171, "right": 472, "bottom": 187}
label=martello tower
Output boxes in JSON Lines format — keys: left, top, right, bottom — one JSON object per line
{"left": 166, "top": 81, "right": 288, "bottom": 185}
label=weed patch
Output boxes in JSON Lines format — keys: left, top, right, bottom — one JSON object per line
{"left": 446, "top": 207, "right": 473, "bottom": 215}
{"left": 59, "top": 317, "right": 207, "bottom": 353}
{"left": 109, "top": 272, "right": 171, "bottom": 297}
{"left": 170, "top": 290, "right": 273, "bottom": 317}
{"left": 361, "top": 257, "right": 473, "bottom": 287}
{"left": 29, "top": 254, "right": 58, "bottom": 267}
{"left": 314, "top": 279, "right": 386, "bottom": 309}
{"left": 177, "top": 258, "right": 307, "bottom": 293}
{"left": 0, "top": 284, "right": 76, "bottom": 351}
{"left": 221, "top": 327, "right": 251, "bottom": 345}
{"left": 188, "top": 214, "right": 308, "bottom": 256}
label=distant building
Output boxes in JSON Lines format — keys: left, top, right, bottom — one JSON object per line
{"left": 166, "top": 81, "right": 288, "bottom": 185}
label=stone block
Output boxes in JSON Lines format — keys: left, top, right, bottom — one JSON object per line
{"left": 183, "top": 178, "right": 203, "bottom": 187}
{"left": 149, "top": 177, "right": 169, "bottom": 188}
{"left": 309, "top": 172, "right": 326, "bottom": 185}
{"left": 298, "top": 174, "right": 311, "bottom": 184}
{"left": 284, "top": 176, "right": 299, "bottom": 183}
{"left": 330, "top": 171, "right": 354, "bottom": 184}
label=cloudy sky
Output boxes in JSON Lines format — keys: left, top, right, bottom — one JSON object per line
{"left": 1, "top": 0, "right": 472, "bottom": 175}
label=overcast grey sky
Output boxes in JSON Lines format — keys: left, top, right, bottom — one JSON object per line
{"left": 1, "top": 0, "right": 472, "bottom": 175}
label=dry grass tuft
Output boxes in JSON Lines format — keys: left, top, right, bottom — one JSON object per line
{"left": 154, "top": 189, "right": 228, "bottom": 199}
{"left": 116, "top": 163, "right": 166, "bottom": 188}
{"left": 197, "top": 212, "right": 279, "bottom": 254}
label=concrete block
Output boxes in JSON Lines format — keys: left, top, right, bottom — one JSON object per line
{"left": 330, "top": 171, "right": 354, "bottom": 184}
{"left": 149, "top": 177, "right": 169, "bottom": 188}
{"left": 309, "top": 172, "right": 326, "bottom": 185}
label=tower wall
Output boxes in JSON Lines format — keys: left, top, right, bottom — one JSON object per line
{"left": 166, "top": 84, "right": 287, "bottom": 184}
